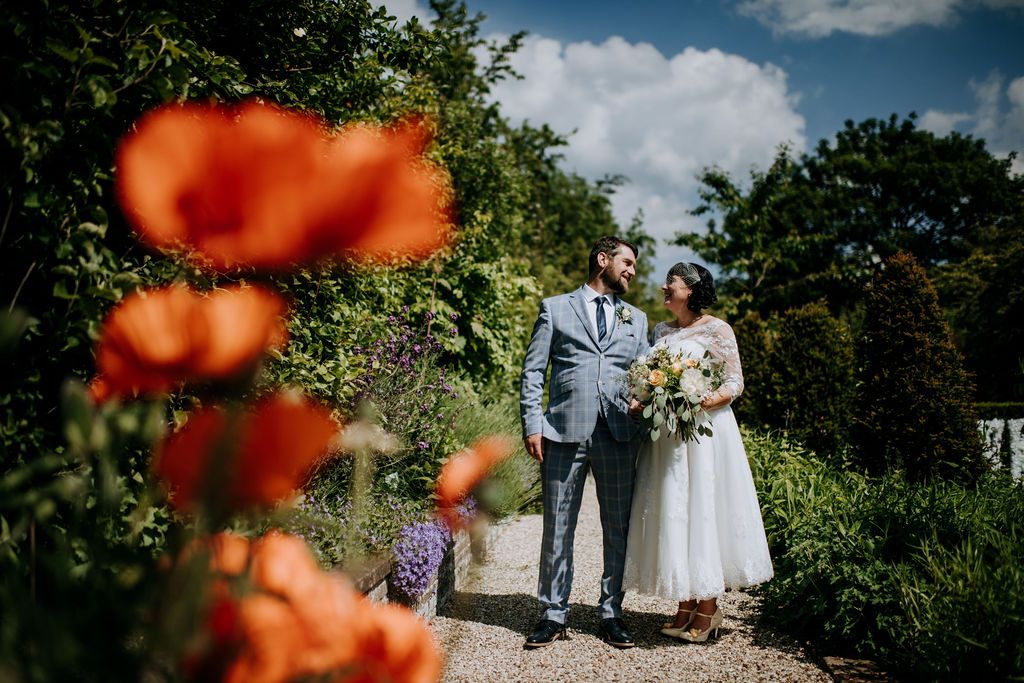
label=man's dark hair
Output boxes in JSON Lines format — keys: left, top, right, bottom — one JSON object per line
{"left": 588, "top": 236, "right": 639, "bottom": 278}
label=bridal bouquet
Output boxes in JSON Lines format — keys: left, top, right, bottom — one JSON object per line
{"left": 626, "top": 346, "right": 724, "bottom": 442}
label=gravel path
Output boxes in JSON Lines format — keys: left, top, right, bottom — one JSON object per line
{"left": 431, "top": 475, "right": 831, "bottom": 682}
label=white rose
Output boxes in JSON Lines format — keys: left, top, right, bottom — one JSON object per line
{"left": 679, "top": 367, "right": 707, "bottom": 398}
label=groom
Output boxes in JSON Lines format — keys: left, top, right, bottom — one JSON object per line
{"left": 519, "top": 236, "right": 650, "bottom": 649}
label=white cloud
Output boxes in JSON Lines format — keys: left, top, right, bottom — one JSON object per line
{"left": 377, "top": 0, "right": 429, "bottom": 25}
{"left": 481, "top": 34, "right": 806, "bottom": 279}
{"left": 736, "top": 0, "right": 1024, "bottom": 38}
{"left": 921, "top": 71, "right": 1024, "bottom": 175}
{"left": 918, "top": 110, "right": 972, "bottom": 136}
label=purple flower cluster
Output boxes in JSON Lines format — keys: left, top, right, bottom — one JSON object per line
{"left": 356, "top": 311, "right": 450, "bottom": 376}
{"left": 454, "top": 495, "right": 478, "bottom": 527}
{"left": 348, "top": 310, "right": 462, "bottom": 459}
{"left": 390, "top": 520, "right": 451, "bottom": 600}
{"left": 295, "top": 490, "right": 423, "bottom": 560}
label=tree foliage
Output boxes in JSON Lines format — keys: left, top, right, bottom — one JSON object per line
{"left": 677, "top": 114, "right": 1024, "bottom": 399}
{"left": 731, "top": 304, "right": 854, "bottom": 456}
{"left": 0, "top": 2, "right": 655, "bottom": 679}
{"left": 854, "top": 253, "right": 984, "bottom": 480}
{"left": 934, "top": 223, "right": 1024, "bottom": 400}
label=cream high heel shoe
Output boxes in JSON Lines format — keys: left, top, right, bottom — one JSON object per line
{"left": 677, "top": 607, "right": 723, "bottom": 643}
{"left": 660, "top": 606, "right": 696, "bottom": 632}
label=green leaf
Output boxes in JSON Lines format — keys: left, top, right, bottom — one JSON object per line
{"left": 45, "top": 39, "right": 79, "bottom": 63}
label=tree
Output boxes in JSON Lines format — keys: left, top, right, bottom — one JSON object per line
{"left": 934, "top": 222, "right": 1024, "bottom": 401}
{"left": 731, "top": 305, "right": 855, "bottom": 456}
{"left": 854, "top": 253, "right": 984, "bottom": 480}
{"left": 771, "top": 302, "right": 855, "bottom": 455}
{"left": 678, "top": 148, "right": 845, "bottom": 315}
{"left": 677, "top": 115, "right": 1024, "bottom": 319}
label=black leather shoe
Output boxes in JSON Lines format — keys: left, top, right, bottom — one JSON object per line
{"left": 599, "top": 617, "right": 635, "bottom": 648}
{"left": 525, "top": 619, "right": 566, "bottom": 648}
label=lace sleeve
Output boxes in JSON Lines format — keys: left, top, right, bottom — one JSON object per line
{"left": 709, "top": 320, "right": 744, "bottom": 401}
{"left": 650, "top": 321, "right": 668, "bottom": 346}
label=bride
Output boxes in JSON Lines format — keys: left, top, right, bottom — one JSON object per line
{"left": 622, "top": 262, "right": 773, "bottom": 642}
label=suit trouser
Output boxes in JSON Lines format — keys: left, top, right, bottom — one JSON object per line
{"left": 538, "top": 416, "right": 637, "bottom": 624}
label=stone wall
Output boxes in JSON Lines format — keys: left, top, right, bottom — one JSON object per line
{"left": 352, "top": 522, "right": 505, "bottom": 618}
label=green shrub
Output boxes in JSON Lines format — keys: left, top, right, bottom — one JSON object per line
{"left": 748, "top": 428, "right": 1024, "bottom": 678}
{"left": 976, "top": 402, "right": 1024, "bottom": 420}
{"left": 854, "top": 252, "right": 984, "bottom": 480}
{"left": 731, "top": 311, "right": 774, "bottom": 427}
{"left": 733, "top": 304, "right": 855, "bottom": 455}
{"left": 771, "top": 301, "right": 855, "bottom": 454}
{"left": 453, "top": 391, "right": 541, "bottom": 517}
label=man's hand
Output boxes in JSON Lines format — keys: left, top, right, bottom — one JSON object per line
{"left": 524, "top": 433, "right": 544, "bottom": 463}
{"left": 628, "top": 398, "right": 643, "bottom": 416}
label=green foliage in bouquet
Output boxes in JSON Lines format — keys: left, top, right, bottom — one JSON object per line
{"left": 627, "top": 346, "right": 722, "bottom": 442}
{"left": 854, "top": 252, "right": 984, "bottom": 480}
{"left": 747, "top": 429, "right": 1024, "bottom": 679}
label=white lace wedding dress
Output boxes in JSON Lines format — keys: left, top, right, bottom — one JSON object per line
{"left": 622, "top": 318, "right": 773, "bottom": 600}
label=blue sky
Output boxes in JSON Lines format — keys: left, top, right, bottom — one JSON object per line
{"left": 386, "top": 0, "right": 1024, "bottom": 278}
{"left": 466, "top": 0, "right": 1024, "bottom": 147}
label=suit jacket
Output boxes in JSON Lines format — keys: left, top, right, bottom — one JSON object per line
{"left": 520, "top": 286, "right": 650, "bottom": 443}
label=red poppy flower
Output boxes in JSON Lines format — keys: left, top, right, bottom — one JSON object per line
{"left": 94, "top": 284, "right": 287, "bottom": 400}
{"left": 95, "top": 285, "right": 208, "bottom": 397}
{"left": 350, "top": 602, "right": 443, "bottom": 683}
{"left": 116, "top": 102, "right": 450, "bottom": 270}
{"left": 154, "top": 392, "right": 337, "bottom": 511}
{"left": 185, "top": 531, "right": 441, "bottom": 683}
{"left": 435, "top": 435, "right": 514, "bottom": 530}
{"left": 192, "top": 284, "right": 288, "bottom": 379}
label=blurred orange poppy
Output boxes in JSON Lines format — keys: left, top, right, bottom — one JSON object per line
{"left": 310, "top": 117, "right": 453, "bottom": 261}
{"left": 154, "top": 392, "right": 337, "bottom": 511}
{"left": 116, "top": 102, "right": 451, "bottom": 270}
{"left": 86, "top": 375, "right": 113, "bottom": 404}
{"left": 193, "top": 284, "right": 288, "bottom": 379}
{"left": 94, "top": 284, "right": 287, "bottom": 400}
{"left": 435, "top": 436, "right": 514, "bottom": 530}
{"left": 350, "top": 602, "right": 444, "bottom": 683}
{"left": 95, "top": 285, "right": 208, "bottom": 397}
{"left": 187, "top": 531, "right": 441, "bottom": 683}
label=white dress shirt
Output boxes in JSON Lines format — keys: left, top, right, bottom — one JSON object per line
{"left": 582, "top": 284, "right": 616, "bottom": 341}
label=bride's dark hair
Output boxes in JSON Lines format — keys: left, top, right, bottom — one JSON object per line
{"left": 667, "top": 262, "right": 717, "bottom": 313}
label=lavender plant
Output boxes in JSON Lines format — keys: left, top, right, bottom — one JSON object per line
{"left": 349, "top": 309, "right": 465, "bottom": 495}
{"left": 282, "top": 487, "right": 426, "bottom": 568}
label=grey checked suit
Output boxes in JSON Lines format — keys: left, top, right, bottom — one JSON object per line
{"left": 520, "top": 286, "right": 650, "bottom": 623}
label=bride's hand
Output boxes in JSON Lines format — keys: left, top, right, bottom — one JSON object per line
{"left": 628, "top": 398, "right": 643, "bottom": 416}
{"left": 700, "top": 390, "right": 728, "bottom": 411}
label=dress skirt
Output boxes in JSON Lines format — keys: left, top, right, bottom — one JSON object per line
{"left": 622, "top": 405, "right": 774, "bottom": 600}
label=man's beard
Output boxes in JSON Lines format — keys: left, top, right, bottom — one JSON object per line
{"left": 600, "top": 268, "right": 628, "bottom": 294}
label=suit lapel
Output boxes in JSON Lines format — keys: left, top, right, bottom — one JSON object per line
{"left": 569, "top": 288, "right": 600, "bottom": 349}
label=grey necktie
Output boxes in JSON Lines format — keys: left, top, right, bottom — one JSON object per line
{"left": 596, "top": 296, "right": 607, "bottom": 341}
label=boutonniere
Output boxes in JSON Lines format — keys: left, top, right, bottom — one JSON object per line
{"left": 616, "top": 305, "right": 632, "bottom": 324}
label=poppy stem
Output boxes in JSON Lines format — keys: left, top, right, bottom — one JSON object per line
{"left": 197, "top": 402, "right": 245, "bottom": 533}
{"left": 8, "top": 261, "right": 36, "bottom": 315}
{"left": 344, "top": 445, "right": 375, "bottom": 566}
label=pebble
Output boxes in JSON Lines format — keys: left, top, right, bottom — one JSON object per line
{"left": 431, "top": 477, "right": 831, "bottom": 682}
